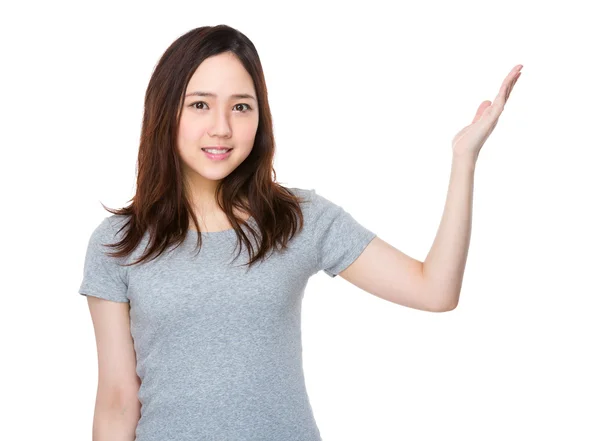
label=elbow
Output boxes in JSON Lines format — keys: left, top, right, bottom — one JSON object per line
{"left": 92, "top": 402, "right": 140, "bottom": 440}
{"left": 429, "top": 292, "right": 459, "bottom": 313}
{"left": 96, "top": 389, "right": 141, "bottom": 419}
{"left": 441, "top": 299, "right": 459, "bottom": 312}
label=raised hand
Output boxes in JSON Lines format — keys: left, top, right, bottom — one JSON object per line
{"left": 452, "top": 64, "right": 523, "bottom": 162}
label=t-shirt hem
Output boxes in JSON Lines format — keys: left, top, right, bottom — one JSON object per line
{"left": 324, "top": 231, "right": 377, "bottom": 278}
{"left": 79, "top": 286, "right": 130, "bottom": 303}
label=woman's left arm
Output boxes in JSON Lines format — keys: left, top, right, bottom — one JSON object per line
{"left": 424, "top": 63, "right": 524, "bottom": 308}
{"left": 340, "top": 64, "right": 523, "bottom": 312}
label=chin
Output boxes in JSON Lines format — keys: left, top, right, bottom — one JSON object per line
{"left": 195, "top": 169, "right": 236, "bottom": 181}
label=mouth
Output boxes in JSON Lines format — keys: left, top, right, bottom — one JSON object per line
{"left": 201, "top": 148, "right": 233, "bottom": 160}
{"left": 201, "top": 148, "right": 233, "bottom": 153}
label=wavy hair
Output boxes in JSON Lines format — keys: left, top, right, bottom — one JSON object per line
{"left": 101, "top": 25, "right": 306, "bottom": 269}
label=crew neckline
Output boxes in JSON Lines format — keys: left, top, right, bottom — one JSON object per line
{"left": 187, "top": 215, "right": 256, "bottom": 237}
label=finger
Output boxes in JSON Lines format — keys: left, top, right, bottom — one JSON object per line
{"left": 508, "top": 71, "right": 521, "bottom": 98}
{"left": 507, "top": 65, "right": 522, "bottom": 92}
{"left": 504, "top": 71, "right": 521, "bottom": 103}
{"left": 499, "top": 65, "right": 520, "bottom": 95}
{"left": 493, "top": 65, "right": 522, "bottom": 110}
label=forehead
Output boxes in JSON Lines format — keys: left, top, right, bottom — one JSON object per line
{"left": 186, "top": 53, "right": 254, "bottom": 93}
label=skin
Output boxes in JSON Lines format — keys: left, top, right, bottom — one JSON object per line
{"left": 177, "top": 51, "right": 260, "bottom": 232}
{"left": 338, "top": 64, "right": 524, "bottom": 312}
{"left": 452, "top": 64, "right": 523, "bottom": 160}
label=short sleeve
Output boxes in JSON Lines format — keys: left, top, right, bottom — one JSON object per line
{"left": 78, "top": 216, "right": 129, "bottom": 303}
{"left": 308, "top": 189, "right": 377, "bottom": 278}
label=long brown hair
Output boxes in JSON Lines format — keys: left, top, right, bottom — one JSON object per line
{"left": 101, "top": 25, "right": 306, "bottom": 269}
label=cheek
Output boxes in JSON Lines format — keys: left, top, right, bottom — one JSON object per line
{"left": 179, "top": 120, "right": 207, "bottom": 142}
{"left": 239, "top": 119, "right": 259, "bottom": 142}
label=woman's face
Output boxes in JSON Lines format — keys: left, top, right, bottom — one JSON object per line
{"left": 177, "top": 52, "right": 259, "bottom": 187}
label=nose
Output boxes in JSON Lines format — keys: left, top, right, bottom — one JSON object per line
{"left": 207, "top": 108, "right": 232, "bottom": 138}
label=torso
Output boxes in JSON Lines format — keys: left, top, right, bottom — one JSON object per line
{"left": 188, "top": 208, "right": 252, "bottom": 233}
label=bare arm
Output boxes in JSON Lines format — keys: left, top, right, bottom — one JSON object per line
{"left": 92, "top": 396, "right": 140, "bottom": 441}
{"left": 85, "top": 295, "right": 141, "bottom": 440}
{"left": 339, "top": 65, "right": 523, "bottom": 311}
{"left": 339, "top": 156, "right": 475, "bottom": 312}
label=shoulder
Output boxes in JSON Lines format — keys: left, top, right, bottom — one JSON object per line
{"left": 285, "top": 186, "right": 311, "bottom": 199}
{"left": 286, "top": 187, "right": 318, "bottom": 212}
{"left": 106, "top": 214, "right": 130, "bottom": 233}
{"left": 285, "top": 187, "right": 342, "bottom": 223}
{"left": 286, "top": 186, "right": 328, "bottom": 205}
{"left": 89, "top": 214, "right": 130, "bottom": 244}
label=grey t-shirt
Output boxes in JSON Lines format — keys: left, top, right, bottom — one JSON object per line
{"left": 79, "top": 187, "right": 376, "bottom": 441}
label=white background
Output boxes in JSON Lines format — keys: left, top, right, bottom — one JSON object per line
{"left": 1, "top": 0, "right": 599, "bottom": 440}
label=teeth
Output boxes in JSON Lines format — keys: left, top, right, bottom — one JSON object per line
{"left": 204, "top": 149, "right": 230, "bottom": 154}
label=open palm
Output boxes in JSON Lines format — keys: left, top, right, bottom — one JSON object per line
{"left": 452, "top": 64, "right": 523, "bottom": 161}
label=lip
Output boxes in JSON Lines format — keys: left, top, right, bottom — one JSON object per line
{"left": 201, "top": 145, "right": 233, "bottom": 153}
{"left": 202, "top": 148, "right": 233, "bottom": 161}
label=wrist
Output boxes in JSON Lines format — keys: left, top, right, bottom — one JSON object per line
{"left": 451, "top": 153, "right": 477, "bottom": 171}
{"left": 452, "top": 147, "right": 478, "bottom": 162}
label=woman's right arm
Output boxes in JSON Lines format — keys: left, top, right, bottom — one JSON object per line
{"left": 86, "top": 295, "right": 141, "bottom": 440}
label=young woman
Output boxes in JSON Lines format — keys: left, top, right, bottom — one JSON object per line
{"left": 79, "top": 24, "right": 522, "bottom": 441}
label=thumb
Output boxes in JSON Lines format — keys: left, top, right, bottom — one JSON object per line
{"left": 472, "top": 100, "right": 493, "bottom": 123}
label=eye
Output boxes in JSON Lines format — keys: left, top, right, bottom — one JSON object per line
{"left": 234, "top": 103, "right": 252, "bottom": 112}
{"left": 189, "top": 101, "right": 253, "bottom": 113}
{"left": 190, "top": 101, "right": 208, "bottom": 110}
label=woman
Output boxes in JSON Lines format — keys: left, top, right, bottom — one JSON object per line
{"left": 79, "top": 24, "right": 522, "bottom": 441}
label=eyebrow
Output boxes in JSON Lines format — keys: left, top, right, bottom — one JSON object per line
{"left": 185, "top": 91, "right": 257, "bottom": 101}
